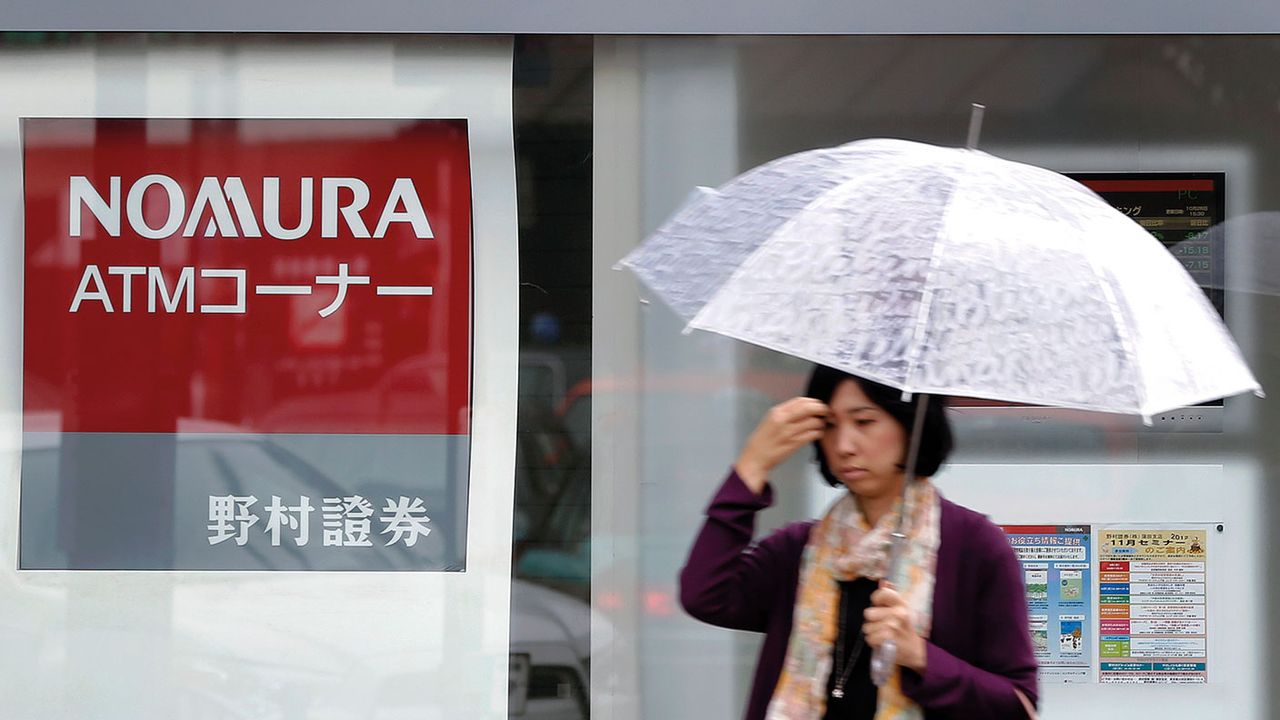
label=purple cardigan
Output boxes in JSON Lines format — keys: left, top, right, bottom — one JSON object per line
{"left": 679, "top": 471, "right": 1038, "bottom": 720}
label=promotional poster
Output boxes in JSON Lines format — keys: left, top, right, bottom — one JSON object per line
{"left": 1003, "top": 524, "right": 1094, "bottom": 683}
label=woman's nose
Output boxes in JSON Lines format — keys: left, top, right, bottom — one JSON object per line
{"left": 835, "top": 426, "right": 858, "bottom": 455}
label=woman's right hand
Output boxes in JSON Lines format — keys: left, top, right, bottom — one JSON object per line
{"left": 734, "top": 397, "right": 830, "bottom": 494}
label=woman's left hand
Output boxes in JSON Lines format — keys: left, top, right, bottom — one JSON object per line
{"left": 863, "top": 584, "right": 928, "bottom": 673}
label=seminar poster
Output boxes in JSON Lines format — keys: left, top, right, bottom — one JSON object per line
{"left": 1003, "top": 525, "right": 1093, "bottom": 683}
{"left": 1098, "top": 527, "right": 1210, "bottom": 684}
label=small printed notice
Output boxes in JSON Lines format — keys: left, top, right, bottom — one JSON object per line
{"left": 1097, "top": 527, "right": 1209, "bottom": 684}
{"left": 1003, "top": 525, "right": 1093, "bottom": 683}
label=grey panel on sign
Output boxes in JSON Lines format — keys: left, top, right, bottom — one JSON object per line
{"left": 20, "top": 432, "right": 469, "bottom": 571}
{"left": 2, "top": 0, "right": 1280, "bottom": 33}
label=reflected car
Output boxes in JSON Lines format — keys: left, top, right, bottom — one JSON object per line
{"left": 14, "top": 415, "right": 590, "bottom": 719}
{"left": 510, "top": 580, "right": 592, "bottom": 719}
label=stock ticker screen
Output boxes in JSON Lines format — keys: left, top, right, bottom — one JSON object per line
{"left": 949, "top": 172, "right": 1227, "bottom": 413}
{"left": 1069, "top": 172, "right": 1226, "bottom": 318}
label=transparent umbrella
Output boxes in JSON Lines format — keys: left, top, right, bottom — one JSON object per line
{"left": 621, "top": 136, "right": 1260, "bottom": 419}
{"left": 618, "top": 121, "right": 1262, "bottom": 684}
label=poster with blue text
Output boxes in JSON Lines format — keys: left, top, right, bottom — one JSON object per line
{"left": 1003, "top": 525, "right": 1093, "bottom": 683}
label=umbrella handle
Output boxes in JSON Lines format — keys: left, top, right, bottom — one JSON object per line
{"left": 869, "top": 392, "right": 928, "bottom": 688}
{"left": 871, "top": 530, "right": 907, "bottom": 687}
{"left": 870, "top": 639, "right": 896, "bottom": 686}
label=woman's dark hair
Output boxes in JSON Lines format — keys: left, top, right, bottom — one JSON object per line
{"left": 804, "top": 365, "right": 953, "bottom": 486}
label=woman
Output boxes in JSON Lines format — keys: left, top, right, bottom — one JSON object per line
{"left": 679, "top": 365, "right": 1038, "bottom": 720}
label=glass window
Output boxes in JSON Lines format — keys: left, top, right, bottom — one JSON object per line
{"left": 593, "top": 34, "right": 1277, "bottom": 720}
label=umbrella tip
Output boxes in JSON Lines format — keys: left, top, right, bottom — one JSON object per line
{"left": 1256, "top": 388, "right": 1267, "bottom": 399}
{"left": 966, "top": 103, "right": 986, "bottom": 150}
{"left": 1142, "top": 415, "right": 1154, "bottom": 427}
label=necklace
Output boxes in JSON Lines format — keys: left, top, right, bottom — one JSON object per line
{"left": 830, "top": 587, "right": 867, "bottom": 700}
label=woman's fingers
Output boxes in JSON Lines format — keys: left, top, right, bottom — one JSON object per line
{"left": 864, "top": 605, "right": 912, "bottom": 645}
{"left": 770, "top": 398, "right": 807, "bottom": 423}
{"left": 864, "top": 608, "right": 906, "bottom": 630}
{"left": 863, "top": 621, "right": 900, "bottom": 649}
{"left": 774, "top": 402, "right": 829, "bottom": 449}
{"left": 864, "top": 628, "right": 888, "bottom": 649}
{"left": 786, "top": 418, "right": 827, "bottom": 443}
{"left": 863, "top": 606, "right": 891, "bottom": 623}
{"left": 760, "top": 400, "right": 827, "bottom": 447}
{"left": 871, "top": 586, "right": 906, "bottom": 608}
{"left": 778, "top": 398, "right": 830, "bottom": 424}
{"left": 798, "top": 429, "right": 826, "bottom": 445}
{"left": 785, "top": 396, "right": 828, "bottom": 414}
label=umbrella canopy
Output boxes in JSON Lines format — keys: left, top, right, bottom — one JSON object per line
{"left": 620, "top": 138, "right": 1261, "bottom": 419}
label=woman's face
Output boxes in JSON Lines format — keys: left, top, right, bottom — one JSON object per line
{"left": 820, "top": 379, "right": 908, "bottom": 500}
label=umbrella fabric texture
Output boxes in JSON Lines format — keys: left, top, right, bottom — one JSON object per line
{"left": 620, "top": 138, "right": 1261, "bottom": 419}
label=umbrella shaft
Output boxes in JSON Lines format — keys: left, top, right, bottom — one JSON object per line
{"left": 874, "top": 393, "right": 930, "bottom": 686}
{"left": 884, "top": 392, "right": 930, "bottom": 585}
{"left": 966, "top": 103, "right": 986, "bottom": 150}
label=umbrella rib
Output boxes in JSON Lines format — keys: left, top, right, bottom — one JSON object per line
{"left": 900, "top": 161, "right": 964, "bottom": 398}
{"left": 1098, "top": 280, "right": 1150, "bottom": 418}
{"left": 1000, "top": 166, "right": 1151, "bottom": 417}
{"left": 683, "top": 161, "right": 898, "bottom": 337}
{"left": 1040, "top": 201, "right": 1151, "bottom": 420}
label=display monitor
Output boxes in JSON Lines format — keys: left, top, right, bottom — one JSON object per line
{"left": 949, "top": 171, "right": 1227, "bottom": 431}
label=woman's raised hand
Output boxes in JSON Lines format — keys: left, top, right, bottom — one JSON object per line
{"left": 734, "top": 397, "right": 830, "bottom": 494}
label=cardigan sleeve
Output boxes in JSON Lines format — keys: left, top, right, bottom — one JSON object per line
{"left": 900, "top": 518, "right": 1040, "bottom": 718}
{"left": 678, "top": 469, "right": 808, "bottom": 633}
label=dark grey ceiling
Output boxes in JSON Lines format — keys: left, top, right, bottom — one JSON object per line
{"left": 3, "top": 0, "right": 1280, "bottom": 34}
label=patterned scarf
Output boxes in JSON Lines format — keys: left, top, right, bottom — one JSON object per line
{"left": 766, "top": 480, "right": 941, "bottom": 720}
